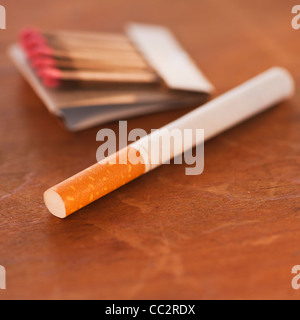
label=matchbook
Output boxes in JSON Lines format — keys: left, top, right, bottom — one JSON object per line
{"left": 9, "top": 23, "right": 214, "bottom": 131}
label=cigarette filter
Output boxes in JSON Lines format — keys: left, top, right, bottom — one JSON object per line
{"left": 44, "top": 67, "right": 294, "bottom": 218}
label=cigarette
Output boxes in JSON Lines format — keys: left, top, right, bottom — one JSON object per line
{"left": 44, "top": 67, "right": 294, "bottom": 218}
{"left": 40, "top": 67, "right": 160, "bottom": 88}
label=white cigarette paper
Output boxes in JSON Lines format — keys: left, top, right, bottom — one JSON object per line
{"left": 132, "top": 67, "right": 294, "bottom": 171}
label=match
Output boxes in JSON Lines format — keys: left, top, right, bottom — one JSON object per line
{"left": 40, "top": 67, "right": 160, "bottom": 88}
{"left": 19, "top": 27, "right": 135, "bottom": 51}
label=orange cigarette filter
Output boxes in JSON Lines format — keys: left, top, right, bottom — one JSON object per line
{"left": 44, "top": 147, "right": 145, "bottom": 218}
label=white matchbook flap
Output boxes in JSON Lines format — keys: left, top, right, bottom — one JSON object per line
{"left": 126, "top": 23, "right": 214, "bottom": 94}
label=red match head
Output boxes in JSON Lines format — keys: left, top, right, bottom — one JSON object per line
{"left": 31, "top": 56, "right": 57, "bottom": 70}
{"left": 19, "top": 27, "right": 40, "bottom": 41}
{"left": 41, "top": 67, "right": 62, "bottom": 88}
{"left": 22, "top": 35, "right": 47, "bottom": 51}
{"left": 27, "top": 43, "right": 54, "bottom": 60}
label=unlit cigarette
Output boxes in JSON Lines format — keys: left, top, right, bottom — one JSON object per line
{"left": 44, "top": 67, "right": 295, "bottom": 218}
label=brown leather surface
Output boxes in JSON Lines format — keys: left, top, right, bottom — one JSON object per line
{"left": 0, "top": 0, "right": 299, "bottom": 299}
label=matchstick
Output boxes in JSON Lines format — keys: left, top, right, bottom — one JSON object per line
{"left": 27, "top": 44, "right": 146, "bottom": 62}
{"left": 31, "top": 56, "right": 152, "bottom": 72}
{"left": 23, "top": 43, "right": 150, "bottom": 71}
{"left": 23, "top": 33, "right": 136, "bottom": 53}
{"left": 23, "top": 43, "right": 149, "bottom": 68}
{"left": 22, "top": 33, "right": 137, "bottom": 53}
{"left": 44, "top": 67, "right": 294, "bottom": 218}
{"left": 40, "top": 67, "right": 160, "bottom": 88}
{"left": 20, "top": 28, "right": 135, "bottom": 51}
